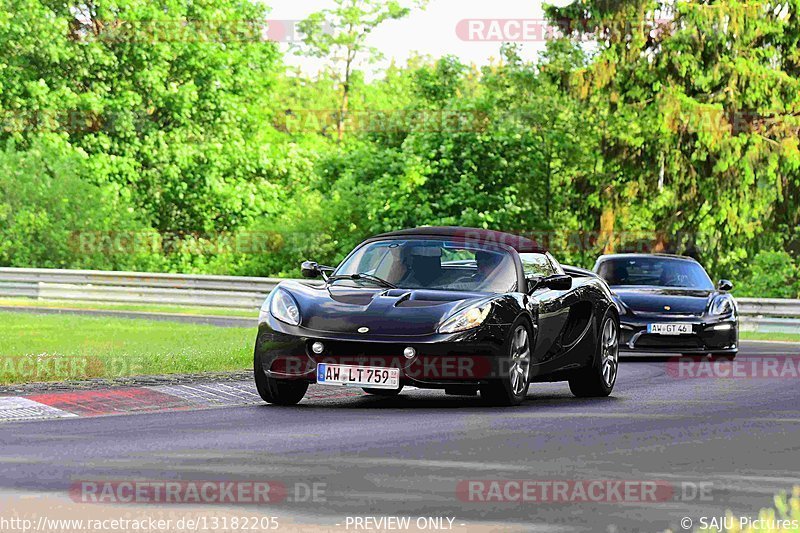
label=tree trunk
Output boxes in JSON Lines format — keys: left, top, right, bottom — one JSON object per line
{"left": 338, "top": 43, "right": 355, "bottom": 141}
{"left": 600, "top": 188, "right": 616, "bottom": 254}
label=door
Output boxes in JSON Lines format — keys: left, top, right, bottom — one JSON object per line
{"left": 520, "top": 253, "right": 571, "bottom": 362}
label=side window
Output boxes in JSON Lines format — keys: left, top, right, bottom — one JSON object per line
{"left": 520, "top": 253, "right": 555, "bottom": 278}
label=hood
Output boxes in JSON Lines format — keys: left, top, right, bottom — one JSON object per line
{"left": 613, "top": 287, "right": 712, "bottom": 316}
{"left": 278, "top": 281, "right": 488, "bottom": 336}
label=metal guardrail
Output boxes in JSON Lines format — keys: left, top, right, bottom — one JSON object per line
{"left": 0, "top": 268, "right": 282, "bottom": 309}
{"left": 736, "top": 298, "right": 800, "bottom": 334}
{"left": 0, "top": 268, "right": 799, "bottom": 332}
{"left": 737, "top": 298, "right": 800, "bottom": 318}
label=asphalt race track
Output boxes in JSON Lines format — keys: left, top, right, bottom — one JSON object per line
{"left": 2, "top": 340, "right": 800, "bottom": 533}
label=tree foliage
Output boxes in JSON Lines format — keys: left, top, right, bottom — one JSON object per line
{"left": 1, "top": 0, "right": 798, "bottom": 297}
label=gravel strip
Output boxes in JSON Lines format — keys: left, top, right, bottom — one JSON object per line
{"left": 0, "top": 370, "right": 253, "bottom": 396}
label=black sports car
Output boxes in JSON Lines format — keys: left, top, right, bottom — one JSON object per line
{"left": 593, "top": 254, "right": 738, "bottom": 358}
{"left": 254, "top": 227, "right": 620, "bottom": 406}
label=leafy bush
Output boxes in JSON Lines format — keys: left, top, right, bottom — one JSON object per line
{"left": 736, "top": 251, "right": 800, "bottom": 299}
{"left": 0, "top": 137, "right": 145, "bottom": 270}
{"left": 703, "top": 486, "right": 800, "bottom": 532}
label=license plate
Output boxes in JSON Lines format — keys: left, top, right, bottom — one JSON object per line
{"left": 316, "top": 364, "right": 400, "bottom": 389}
{"left": 648, "top": 323, "right": 692, "bottom": 335}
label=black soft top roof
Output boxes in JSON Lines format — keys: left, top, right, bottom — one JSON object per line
{"left": 373, "top": 226, "right": 545, "bottom": 254}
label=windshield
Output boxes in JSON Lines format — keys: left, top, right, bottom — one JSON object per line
{"left": 597, "top": 257, "right": 714, "bottom": 290}
{"left": 335, "top": 239, "right": 517, "bottom": 293}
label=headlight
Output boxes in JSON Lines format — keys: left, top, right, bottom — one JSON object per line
{"left": 438, "top": 301, "right": 492, "bottom": 333}
{"left": 709, "top": 295, "right": 734, "bottom": 316}
{"left": 268, "top": 289, "right": 301, "bottom": 325}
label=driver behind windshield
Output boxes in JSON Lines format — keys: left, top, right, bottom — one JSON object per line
{"left": 450, "top": 250, "right": 504, "bottom": 291}
{"left": 397, "top": 246, "right": 443, "bottom": 288}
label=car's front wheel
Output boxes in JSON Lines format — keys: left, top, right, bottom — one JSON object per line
{"left": 254, "top": 353, "right": 308, "bottom": 405}
{"left": 481, "top": 321, "right": 532, "bottom": 406}
{"left": 569, "top": 311, "right": 619, "bottom": 398}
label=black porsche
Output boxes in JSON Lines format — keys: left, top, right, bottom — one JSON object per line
{"left": 254, "top": 227, "right": 620, "bottom": 406}
{"left": 593, "top": 254, "right": 738, "bottom": 358}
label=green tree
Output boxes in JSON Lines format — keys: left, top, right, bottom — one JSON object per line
{"left": 739, "top": 251, "right": 800, "bottom": 298}
{"left": 545, "top": 0, "right": 800, "bottom": 275}
{"left": 0, "top": 0, "right": 285, "bottom": 234}
{"left": 0, "top": 136, "right": 144, "bottom": 269}
{"left": 296, "top": 0, "right": 428, "bottom": 140}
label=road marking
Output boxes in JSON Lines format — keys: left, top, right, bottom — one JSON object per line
{"left": 741, "top": 339, "right": 800, "bottom": 345}
{"left": 505, "top": 412, "right": 685, "bottom": 419}
{"left": 0, "top": 397, "right": 78, "bottom": 422}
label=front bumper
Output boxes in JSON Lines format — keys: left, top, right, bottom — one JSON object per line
{"left": 254, "top": 319, "right": 510, "bottom": 387}
{"left": 619, "top": 315, "right": 738, "bottom": 353}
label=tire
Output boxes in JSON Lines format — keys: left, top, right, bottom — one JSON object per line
{"left": 480, "top": 320, "right": 532, "bottom": 406}
{"left": 710, "top": 352, "right": 737, "bottom": 361}
{"left": 254, "top": 352, "right": 308, "bottom": 406}
{"left": 569, "top": 310, "right": 619, "bottom": 398}
{"left": 362, "top": 386, "right": 404, "bottom": 396}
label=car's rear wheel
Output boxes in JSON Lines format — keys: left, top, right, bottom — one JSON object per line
{"left": 362, "top": 386, "right": 404, "bottom": 396}
{"left": 481, "top": 321, "right": 532, "bottom": 406}
{"left": 710, "top": 352, "right": 737, "bottom": 361}
{"left": 569, "top": 311, "right": 619, "bottom": 398}
{"left": 254, "top": 353, "right": 308, "bottom": 405}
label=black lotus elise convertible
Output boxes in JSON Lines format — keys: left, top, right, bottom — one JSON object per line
{"left": 254, "top": 227, "right": 620, "bottom": 406}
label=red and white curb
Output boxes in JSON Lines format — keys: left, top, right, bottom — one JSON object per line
{"left": 0, "top": 396, "right": 79, "bottom": 421}
{"left": 0, "top": 381, "right": 364, "bottom": 423}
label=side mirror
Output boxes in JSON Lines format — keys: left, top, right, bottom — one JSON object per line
{"left": 545, "top": 274, "right": 572, "bottom": 291}
{"left": 717, "top": 279, "right": 733, "bottom": 292}
{"left": 301, "top": 261, "right": 321, "bottom": 279}
{"left": 527, "top": 274, "right": 572, "bottom": 293}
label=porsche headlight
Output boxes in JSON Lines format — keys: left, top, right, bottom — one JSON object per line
{"left": 709, "top": 295, "right": 734, "bottom": 317}
{"left": 439, "top": 301, "right": 492, "bottom": 334}
{"left": 268, "top": 289, "right": 301, "bottom": 326}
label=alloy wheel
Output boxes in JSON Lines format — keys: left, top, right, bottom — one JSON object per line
{"left": 601, "top": 318, "right": 619, "bottom": 388}
{"left": 509, "top": 325, "right": 531, "bottom": 395}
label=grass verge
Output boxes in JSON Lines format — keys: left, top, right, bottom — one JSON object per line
{"left": 0, "top": 297, "right": 257, "bottom": 318}
{"left": 740, "top": 332, "right": 800, "bottom": 343}
{"left": 0, "top": 311, "right": 255, "bottom": 384}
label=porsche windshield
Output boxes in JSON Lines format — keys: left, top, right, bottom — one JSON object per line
{"left": 597, "top": 257, "right": 714, "bottom": 290}
{"left": 335, "top": 239, "right": 517, "bottom": 293}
